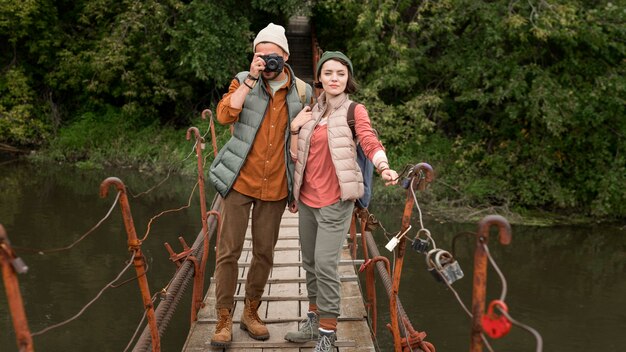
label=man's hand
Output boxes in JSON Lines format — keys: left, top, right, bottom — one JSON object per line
{"left": 249, "top": 53, "right": 266, "bottom": 79}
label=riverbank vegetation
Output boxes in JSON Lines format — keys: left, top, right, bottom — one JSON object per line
{"left": 1, "top": 1, "right": 624, "bottom": 220}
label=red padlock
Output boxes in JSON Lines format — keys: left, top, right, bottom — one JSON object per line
{"left": 481, "top": 300, "right": 512, "bottom": 338}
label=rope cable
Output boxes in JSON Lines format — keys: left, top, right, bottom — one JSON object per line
{"left": 13, "top": 191, "right": 121, "bottom": 254}
{"left": 31, "top": 252, "right": 135, "bottom": 336}
{"left": 140, "top": 181, "right": 198, "bottom": 242}
{"left": 348, "top": 232, "right": 383, "bottom": 352}
{"left": 482, "top": 242, "right": 508, "bottom": 302}
{"left": 132, "top": 196, "right": 223, "bottom": 352}
{"left": 498, "top": 308, "right": 544, "bottom": 352}
{"left": 410, "top": 177, "right": 425, "bottom": 230}
{"left": 110, "top": 262, "right": 149, "bottom": 289}
{"left": 123, "top": 293, "right": 158, "bottom": 352}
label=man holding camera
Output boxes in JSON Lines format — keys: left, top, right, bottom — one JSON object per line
{"left": 209, "top": 23, "right": 313, "bottom": 347}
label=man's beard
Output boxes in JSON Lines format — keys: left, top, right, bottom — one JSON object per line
{"left": 262, "top": 70, "right": 281, "bottom": 81}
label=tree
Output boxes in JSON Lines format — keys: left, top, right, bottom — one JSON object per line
{"left": 0, "top": 0, "right": 307, "bottom": 145}
{"left": 313, "top": 0, "right": 625, "bottom": 217}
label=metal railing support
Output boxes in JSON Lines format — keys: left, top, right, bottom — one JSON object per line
{"left": 186, "top": 127, "right": 210, "bottom": 322}
{"left": 0, "top": 224, "right": 34, "bottom": 352}
{"left": 100, "top": 177, "right": 161, "bottom": 352}
{"left": 470, "top": 215, "right": 512, "bottom": 352}
{"left": 389, "top": 163, "right": 434, "bottom": 352}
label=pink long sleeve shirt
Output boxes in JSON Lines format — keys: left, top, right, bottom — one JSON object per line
{"left": 299, "top": 104, "right": 385, "bottom": 208}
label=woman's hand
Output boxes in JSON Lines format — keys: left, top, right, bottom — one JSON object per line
{"left": 291, "top": 106, "right": 313, "bottom": 132}
{"left": 288, "top": 201, "right": 299, "bottom": 213}
{"left": 381, "top": 169, "right": 399, "bottom": 186}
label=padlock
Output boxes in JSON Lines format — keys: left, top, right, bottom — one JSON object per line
{"left": 11, "top": 256, "right": 29, "bottom": 274}
{"left": 425, "top": 249, "right": 443, "bottom": 282}
{"left": 385, "top": 225, "right": 412, "bottom": 252}
{"left": 385, "top": 237, "right": 399, "bottom": 251}
{"left": 411, "top": 237, "right": 429, "bottom": 253}
{"left": 434, "top": 250, "right": 464, "bottom": 285}
{"left": 411, "top": 229, "right": 431, "bottom": 253}
{"left": 481, "top": 300, "right": 512, "bottom": 338}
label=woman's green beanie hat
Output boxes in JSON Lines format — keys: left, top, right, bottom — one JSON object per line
{"left": 316, "top": 51, "right": 353, "bottom": 78}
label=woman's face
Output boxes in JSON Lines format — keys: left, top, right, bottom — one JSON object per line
{"left": 320, "top": 59, "right": 348, "bottom": 97}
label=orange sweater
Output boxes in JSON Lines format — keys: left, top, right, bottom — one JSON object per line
{"left": 216, "top": 73, "right": 292, "bottom": 201}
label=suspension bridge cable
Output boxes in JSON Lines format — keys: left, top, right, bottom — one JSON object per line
{"left": 123, "top": 293, "right": 158, "bottom": 352}
{"left": 410, "top": 177, "right": 425, "bottom": 230}
{"left": 132, "top": 195, "right": 223, "bottom": 352}
{"left": 31, "top": 252, "right": 136, "bottom": 336}
{"left": 499, "top": 308, "right": 544, "bottom": 352}
{"left": 483, "top": 241, "right": 543, "bottom": 351}
{"left": 140, "top": 181, "right": 199, "bottom": 242}
{"left": 482, "top": 242, "right": 508, "bottom": 302}
{"left": 13, "top": 191, "right": 121, "bottom": 254}
{"left": 348, "top": 235, "right": 383, "bottom": 352}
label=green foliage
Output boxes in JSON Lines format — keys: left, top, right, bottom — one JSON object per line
{"left": 0, "top": 67, "right": 51, "bottom": 145}
{"left": 44, "top": 106, "right": 218, "bottom": 176}
{"left": 250, "top": 0, "right": 307, "bottom": 17}
{"left": 1, "top": 0, "right": 306, "bottom": 144}
{"left": 170, "top": 2, "right": 252, "bottom": 83}
{"left": 314, "top": 0, "right": 626, "bottom": 218}
{"left": 2, "top": 0, "right": 624, "bottom": 218}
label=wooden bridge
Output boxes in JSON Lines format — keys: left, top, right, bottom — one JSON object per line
{"left": 182, "top": 209, "right": 377, "bottom": 351}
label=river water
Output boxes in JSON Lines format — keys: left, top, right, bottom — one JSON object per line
{"left": 1, "top": 159, "right": 624, "bottom": 351}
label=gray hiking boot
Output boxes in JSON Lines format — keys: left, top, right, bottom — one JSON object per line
{"left": 314, "top": 329, "right": 337, "bottom": 352}
{"left": 284, "top": 312, "right": 320, "bottom": 343}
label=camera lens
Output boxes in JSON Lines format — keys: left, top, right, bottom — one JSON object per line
{"left": 266, "top": 58, "right": 278, "bottom": 71}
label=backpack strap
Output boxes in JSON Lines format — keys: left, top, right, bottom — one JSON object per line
{"left": 347, "top": 101, "right": 358, "bottom": 139}
{"left": 295, "top": 77, "right": 307, "bottom": 106}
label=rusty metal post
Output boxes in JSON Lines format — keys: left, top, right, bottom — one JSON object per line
{"left": 470, "top": 215, "right": 512, "bottom": 352}
{"left": 200, "top": 110, "right": 218, "bottom": 158}
{"left": 100, "top": 177, "right": 161, "bottom": 352}
{"left": 357, "top": 208, "right": 370, "bottom": 262}
{"left": 0, "top": 224, "right": 34, "bottom": 352}
{"left": 186, "top": 127, "right": 210, "bottom": 322}
{"left": 389, "top": 163, "right": 434, "bottom": 352}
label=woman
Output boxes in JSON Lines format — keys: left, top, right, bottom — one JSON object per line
{"left": 284, "top": 51, "right": 399, "bottom": 351}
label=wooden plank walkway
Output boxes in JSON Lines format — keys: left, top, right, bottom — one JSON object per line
{"left": 182, "top": 210, "right": 377, "bottom": 351}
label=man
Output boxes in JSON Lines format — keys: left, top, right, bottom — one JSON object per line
{"left": 208, "top": 22, "right": 313, "bottom": 347}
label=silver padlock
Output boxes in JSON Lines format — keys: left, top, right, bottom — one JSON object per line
{"left": 434, "top": 250, "right": 463, "bottom": 285}
{"left": 425, "top": 248, "right": 444, "bottom": 282}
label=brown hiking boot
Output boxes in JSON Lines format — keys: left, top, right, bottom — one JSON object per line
{"left": 240, "top": 298, "right": 270, "bottom": 340}
{"left": 210, "top": 308, "right": 232, "bottom": 347}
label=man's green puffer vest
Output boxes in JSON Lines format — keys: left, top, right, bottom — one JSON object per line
{"left": 209, "top": 64, "right": 312, "bottom": 202}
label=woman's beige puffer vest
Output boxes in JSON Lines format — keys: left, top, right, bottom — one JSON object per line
{"left": 293, "top": 93, "right": 364, "bottom": 203}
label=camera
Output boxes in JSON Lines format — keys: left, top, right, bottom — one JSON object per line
{"left": 261, "top": 54, "right": 285, "bottom": 73}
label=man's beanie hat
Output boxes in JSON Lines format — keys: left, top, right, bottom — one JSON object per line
{"left": 253, "top": 23, "right": 289, "bottom": 55}
{"left": 316, "top": 51, "right": 353, "bottom": 77}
